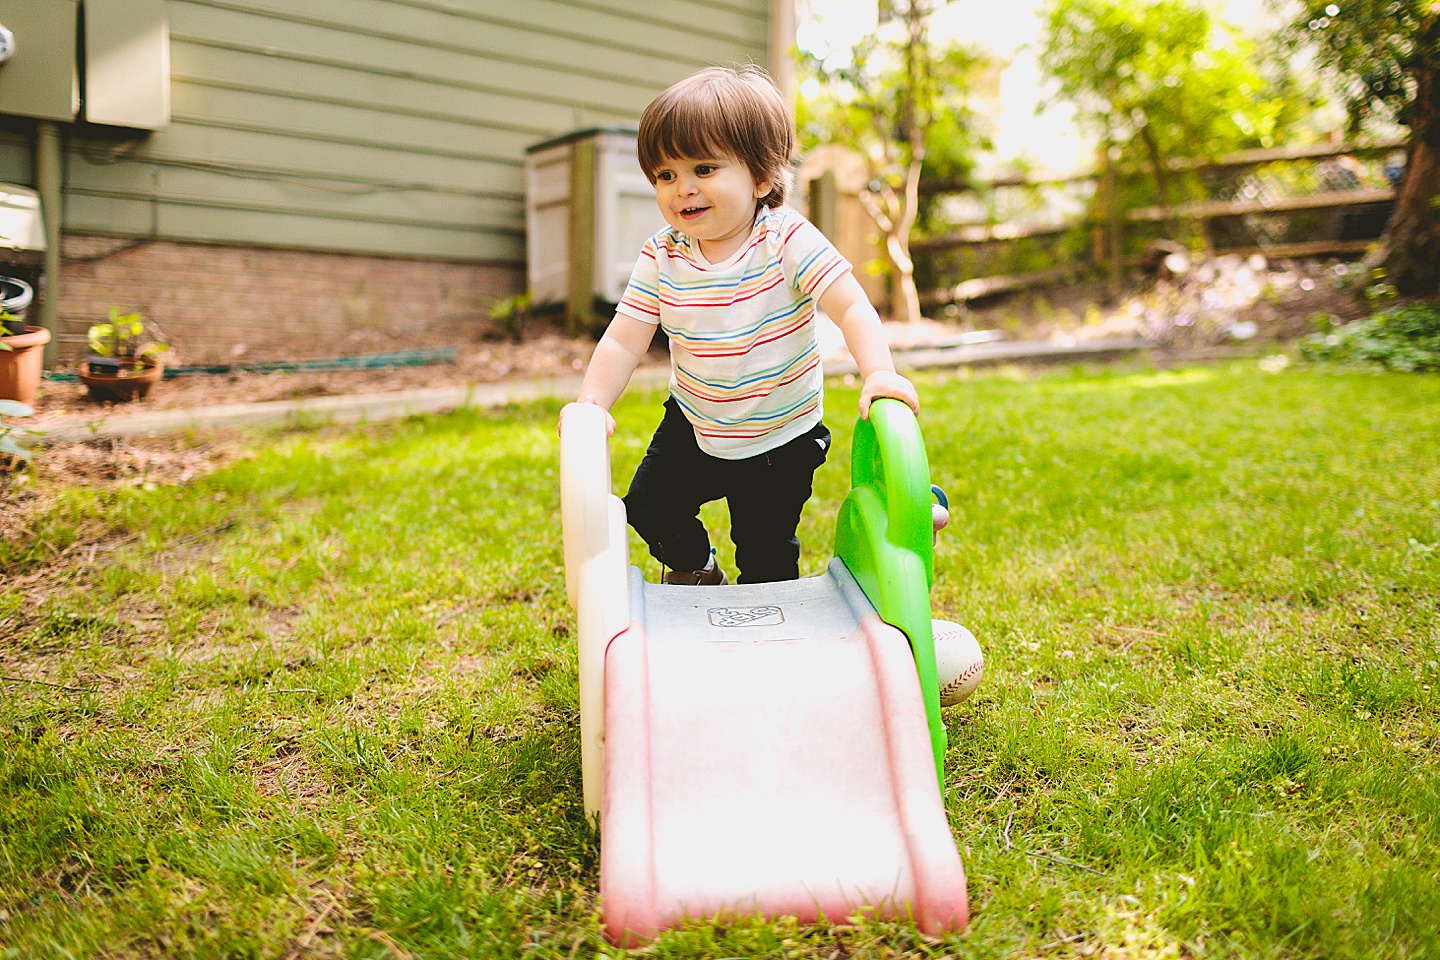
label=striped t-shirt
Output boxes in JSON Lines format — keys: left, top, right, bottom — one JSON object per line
{"left": 614, "top": 206, "right": 851, "bottom": 459}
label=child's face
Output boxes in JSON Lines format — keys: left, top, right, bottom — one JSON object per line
{"left": 651, "top": 154, "right": 770, "bottom": 261}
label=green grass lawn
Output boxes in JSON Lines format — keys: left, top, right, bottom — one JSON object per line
{"left": 2, "top": 363, "right": 1438, "bottom": 959}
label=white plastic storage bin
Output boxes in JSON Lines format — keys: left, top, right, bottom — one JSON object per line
{"left": 525, "top": 128, "right": 665, "bottom": 307}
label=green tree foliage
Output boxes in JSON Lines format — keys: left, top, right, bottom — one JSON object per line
{"left": 1280, "top": 0, "right": 1436, "bottom": 133}
{"left": 798, "top": 1, "right": 995, "bottom": 321}
{"left": 1039, "top": 0, "right": 1307, "bottom": 220}
{"left": 797, "top": 44, "right": 991, "bottom": 204}
{"left": 1281, "top": 2, "right": 1440, "bottom": 295}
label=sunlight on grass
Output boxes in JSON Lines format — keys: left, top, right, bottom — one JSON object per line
{"left": 1, "top": 362, "right": 1437, "bottom": 958}
{"left": 1045, "top": 367, "right": 1220, "bottom": 393}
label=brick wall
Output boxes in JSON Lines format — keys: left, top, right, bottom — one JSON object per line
{"left": 57, "top": 236, "right": 525, "bottom": 365}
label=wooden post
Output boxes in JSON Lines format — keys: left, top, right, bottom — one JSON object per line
{"left": 35, "top": 121, "right": 62, "bottom": 365}
{"left": 808, "top": 170, "right": 838, "bottom": 242}
{"left": 1104, "top": 144, "right": 1122, "bottom": 299}
{"left": 767, "top": 0, "right": 797, "bottom": 105}
{"left": 567, "top": 137, "right": 598, "bottom": 337}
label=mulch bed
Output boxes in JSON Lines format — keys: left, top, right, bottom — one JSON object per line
{"left": 26, "top": 333, "right": 599, "bottom": 428}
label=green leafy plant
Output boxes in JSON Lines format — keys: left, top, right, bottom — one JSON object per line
{"left": 488, "top": 292, "right": 533, "bottom": 344}
{"left": 1301, "top": 300, "right": 1440, "bottom": 372}
{"left": 1364, "top": 267, "right": 1401, "bottom": 305}
{"left": 0, "top": 399, "right": 34, "bottom": 465}
{"left": 0, "top": 309, "right": 17, "bottom": 352}
{"left": 87, "top": 307, "right": 168, "bottom": 371}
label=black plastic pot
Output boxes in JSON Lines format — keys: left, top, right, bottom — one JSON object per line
{"left": 85, "top": 354, "right": 124, "bottom": 375}
{"left": 0, "top": 277, "right": 32, "bottom": 336}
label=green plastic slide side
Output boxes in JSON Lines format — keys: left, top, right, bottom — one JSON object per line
{"left": 833, "top": 399, "right": 946, "bottom": 787}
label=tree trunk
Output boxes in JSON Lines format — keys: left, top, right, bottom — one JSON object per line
{"left": 861, "top": 150, "right": 926, "bottom": 324}
{"left": 1137, "top": 123, "right": 1178, "bottom": 240}
{"left": 1366, "top": 15, "right": 1440, "bottom": 296}
{"left": 888, "top": 153, "right": 925, "bottom": 324}
{"left": 886, "top": 232, "right": 923, "bottom": 324}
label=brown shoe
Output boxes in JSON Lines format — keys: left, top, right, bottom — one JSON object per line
{"left": 663, "top": 552, "right": 727, "bottom": 586}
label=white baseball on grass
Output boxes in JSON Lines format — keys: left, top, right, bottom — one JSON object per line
{"left": 932, "top": 619, "right": 983, "bottom": 706}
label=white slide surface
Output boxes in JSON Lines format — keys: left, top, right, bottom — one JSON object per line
{"left": 600, "top": 563, "right": 968, "bottom": 944}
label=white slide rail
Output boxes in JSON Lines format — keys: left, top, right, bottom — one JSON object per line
{"left": 559, "top": 403, "right": 632, "bottom": 820}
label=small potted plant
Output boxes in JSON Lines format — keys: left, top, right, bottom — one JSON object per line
{"left": 81, "top": 307, "right": 169, "bottom": 402}
{"left": 0, "top": 276, "right": 51, "bottom": 405}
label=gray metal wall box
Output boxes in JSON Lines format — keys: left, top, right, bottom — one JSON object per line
{"left": 84, "top": 0, "right": 170, "bottom": 130}
{"left": 0, "top": 0, "right": 79, "bottom": 122}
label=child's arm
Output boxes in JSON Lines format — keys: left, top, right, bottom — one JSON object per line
{"left": 565, "top": 313, "right": 658, "bottom": 436}
{"left": 819, "top": 273, "right": 919, "bottom": 419}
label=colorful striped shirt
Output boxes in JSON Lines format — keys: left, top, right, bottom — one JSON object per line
{"left": 615, "top": 206, "right": 851, "bottom": 459}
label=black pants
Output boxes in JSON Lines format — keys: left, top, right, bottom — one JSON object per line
{"left": 623, "top": 398, "right": 831, "bottom": 583}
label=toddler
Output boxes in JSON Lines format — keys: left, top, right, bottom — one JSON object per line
{"left": 565, "top": 65, "right": 918, "bottom": 585}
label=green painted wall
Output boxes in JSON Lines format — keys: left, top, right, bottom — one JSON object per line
{"left": 1, "top": 0, "right": 770, "bottom": 263}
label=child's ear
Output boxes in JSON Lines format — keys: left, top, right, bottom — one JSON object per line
{"left": 753, "top": 177, "right": 772, "bottom": 200}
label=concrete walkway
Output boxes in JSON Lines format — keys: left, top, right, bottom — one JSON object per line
{"left": 36, "top": 338, "right": 1148, "bottom": 442}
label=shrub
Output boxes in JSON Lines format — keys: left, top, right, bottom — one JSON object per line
{"left": 1301, "top": 301, "right": 1440, "bottom": 372}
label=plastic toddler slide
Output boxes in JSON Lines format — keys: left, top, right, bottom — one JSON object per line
{"left": 560, "top": 400, "right": 967, "bottom": 945}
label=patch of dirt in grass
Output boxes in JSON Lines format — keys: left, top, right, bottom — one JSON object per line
{"left": 170, "top": 636, "right": 262, "bottom": 667}
{"left": 336, "top": 677, "right": 447, "bottom": 732}
{"left": 1094, "top": 625, "right": 1171, "bottom": 658}
{"left": 0, "top": 435, "right": 244, "bottom": 586}
{"left": 0, "top": 604, "right": 158, "bottom": 686}
{"left": 33, "top": 434, "right": 240, "bottom": 487}
{"left": 254, "top": 751, "right": 333, "bottom": 806}
{"left": 250, "top": 608, "right": 304, "bottom": 645}
{"left": 451, "top": 653, "right": 490, "bottom": 675}
{"left": 172, "top": 686, "right": 233, "bottom": 716}
{"left": 284, "top": 890, "right": 348, "bottom": 959}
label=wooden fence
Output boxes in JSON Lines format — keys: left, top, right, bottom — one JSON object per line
{"left": 913, "top": 137, "right": 1407, "bottom": 309}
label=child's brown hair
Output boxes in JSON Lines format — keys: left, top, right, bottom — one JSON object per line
{"left": 637, "top": 66, "right": 794, "bottom": 209}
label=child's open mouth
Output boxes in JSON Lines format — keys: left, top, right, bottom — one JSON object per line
{"left": 679, "top": 206, "right": 708, "bottom": 220}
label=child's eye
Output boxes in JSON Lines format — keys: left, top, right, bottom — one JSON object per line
{"left": 695, "top": 165, "right": 716, "bottom": 175}
{"left": 656, "top": 170, "right": 675, "bottom": 181}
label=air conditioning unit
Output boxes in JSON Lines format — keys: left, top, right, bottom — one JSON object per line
{"left": 525, "top": 128, "right": 666, "bottom": 317}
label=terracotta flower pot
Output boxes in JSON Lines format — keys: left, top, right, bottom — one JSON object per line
{"left": 80, "top": 355, "right": 164, "bottom": 402}
{"left": 0, "top": 325, "right": 51, "bottom": 405}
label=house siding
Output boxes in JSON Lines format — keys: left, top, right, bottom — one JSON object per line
{"left": 60, "top": 0, "right": 769, "bottom": 261}
{"left": 0, "top": 0, "right": 771, "bottom": 360}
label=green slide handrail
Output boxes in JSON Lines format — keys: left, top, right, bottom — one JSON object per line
{"left": 834, "top": 399, "right": 946, "bottom": 787}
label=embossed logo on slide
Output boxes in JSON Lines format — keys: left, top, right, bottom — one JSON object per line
{"left": 707, "top": 606, "right": 785, "bottom": 627}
